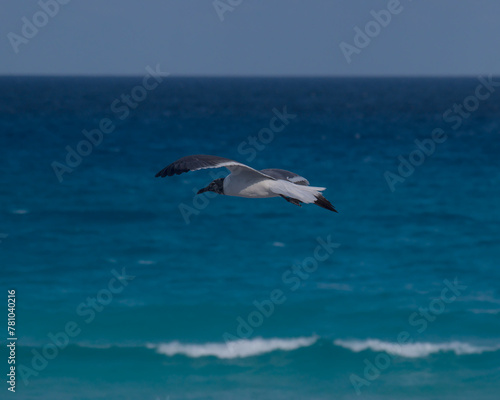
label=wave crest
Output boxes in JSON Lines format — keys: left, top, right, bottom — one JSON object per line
{"left": 334, "top": 339, "right": 500, "bottom": 358}
{"left": 148, "top": 336, "right": 317, "bottom": 359}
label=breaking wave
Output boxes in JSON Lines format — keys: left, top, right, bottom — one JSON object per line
{"left": 147, "top": 336, "right": 318, "bottom": 359}
{"left": 334, "top": 339, "right": 500, "bottom": 358}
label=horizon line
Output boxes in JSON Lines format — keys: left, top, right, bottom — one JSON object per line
{"left": 0, "top": 73, "right": 496, "bottom": 79}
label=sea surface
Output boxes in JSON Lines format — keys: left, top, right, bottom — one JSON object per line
{"left": 1, "top": 77, "right": 499, "bottom": 400}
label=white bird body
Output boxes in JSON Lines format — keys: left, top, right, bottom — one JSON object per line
{"left": 223, "top": 171, "right": 278, "bottom": 198}
{"left": 155, "top": 154, "right": 337, "bottom": 212}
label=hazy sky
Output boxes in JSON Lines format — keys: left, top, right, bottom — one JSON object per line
{"left": 1, "top": 0, "right": 500, "bottom": 76}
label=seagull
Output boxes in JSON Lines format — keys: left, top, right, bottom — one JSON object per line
{"left": 155, "top": 155, "right": 337, "bottom": 212}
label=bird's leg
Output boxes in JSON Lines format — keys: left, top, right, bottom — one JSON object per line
{"left": 279, "top": 195, "right": 302, "bottom": 207}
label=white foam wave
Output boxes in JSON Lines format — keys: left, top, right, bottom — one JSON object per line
{"left": 11, "top": 209, "right": 29, "bottom": 214}
{"left": 77, "top": 343, "right": 113, "bottom": 349}
{"left": 469, "top": 308, "right": 500, "bottom": 314}
{"left": 148, "top": 336, "right": 317, "bottom": 359}
{"left": 138, "top": 260, "right": 156, "bottom": 265}
{"left": 317, "top": 282, "right": 352, "bottom": 291}
{"left": 334, "top": 339, "right": 500, "bottom": 358}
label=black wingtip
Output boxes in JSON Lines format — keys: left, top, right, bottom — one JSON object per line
{"left": 155, "top": 166, "right": 174, "bottom": 178}
{"left": 155, "top": 169, "right": 166, "bottom": 178}
{"left": 155, "top": 165, "right": 190, "bottom": 178}
{"left": 314, "top": 194, "right": 338, "bottom": 213}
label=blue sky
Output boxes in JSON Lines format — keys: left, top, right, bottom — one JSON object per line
{"left": 1, "top": 0, "right": 499, "bottom": 76}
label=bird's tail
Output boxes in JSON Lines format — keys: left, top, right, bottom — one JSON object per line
{"left": 272, "top": 181, "right": 337, "bottom": 212}
{"left": 314, "top": 193, "right": 338, "bottom": 212}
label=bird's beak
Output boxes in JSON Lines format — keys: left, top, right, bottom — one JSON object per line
{"left": 197, "top": 187, "right": 208, "bottom": 194}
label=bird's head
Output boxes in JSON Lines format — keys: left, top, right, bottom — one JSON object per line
{"left": 197, "top": 178, "right": 224, "bottom": 195}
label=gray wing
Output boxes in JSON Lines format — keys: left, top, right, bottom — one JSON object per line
{"left": 156, "top": 154, "right": 275, "bottom": 180}
{"left": 260, "top": 168, "right": 310, "bottom": 186}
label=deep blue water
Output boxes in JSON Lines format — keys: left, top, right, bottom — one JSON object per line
{"left": 1, "top": 77, "right": 500, "bottom": 399}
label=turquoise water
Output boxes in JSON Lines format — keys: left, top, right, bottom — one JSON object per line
{"left": 1, "top": 77, "right": 500, "bottom": 399}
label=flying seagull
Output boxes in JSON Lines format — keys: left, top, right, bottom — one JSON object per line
{"left": 155, "top": 155, "right": 337, "bottom": 212}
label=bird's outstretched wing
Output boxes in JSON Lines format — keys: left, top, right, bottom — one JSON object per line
{"left": 260, "top": 168, "right": 310, "bottom": 186}
{"left": 155, "top": 154, "right": 275, "bottom": 180}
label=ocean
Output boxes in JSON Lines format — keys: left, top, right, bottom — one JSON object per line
{"left": 1, "top": 76, "right": 499, "bottom": 399}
